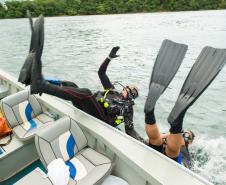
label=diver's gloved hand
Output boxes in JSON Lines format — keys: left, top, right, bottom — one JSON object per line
{"left": 108, "top": 46, "right": 120, "bottom": 59}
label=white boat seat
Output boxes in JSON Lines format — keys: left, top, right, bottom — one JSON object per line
{"left": 0, "top": 84, "right": 8, "bottom": 99}
{"left": 35, "top": 116, "right": 112, "bottom": 185}
{"left": 1, "top": 90, "right": 54, "bottom": 141}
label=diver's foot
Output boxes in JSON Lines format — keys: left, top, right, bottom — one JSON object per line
{"left": 30, "top": 78, "right": 45, "bottom": 95}
{"left": 30, "top": 54, "right": 44, "bottom": 95}
{"left": 169, "top": 110, "right": 185, "bottom": 134}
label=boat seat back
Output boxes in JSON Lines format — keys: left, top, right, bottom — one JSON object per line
{"left": 35, "top": 116, "right": 112, "bottom": 184}
{"left": 1, "top": 90, "right": 42, "bottom": 127}
{"left": 36, "top": 116, "right": 87, "bottom": 165}
{"left": 1, "top": 90, "right": 54, "bottom": 141}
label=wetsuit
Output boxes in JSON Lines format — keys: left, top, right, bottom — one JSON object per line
{"left": 35, "top": 80, "right": 108, "bottom": 122}
{"left": 98, "top": 57, "right": 141, "bottom": 139}
{"left": 32, "top": 55, "right": 144, "bottom": 142}
{"left": 148, "top": 141, "right": 180, "bottom": 162}
{"left": 31, "top": 55, "right": 108, "bottom": 123}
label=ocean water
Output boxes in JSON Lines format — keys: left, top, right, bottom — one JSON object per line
{"left": 0, "top": 10, "right": 226, "bottom": 185}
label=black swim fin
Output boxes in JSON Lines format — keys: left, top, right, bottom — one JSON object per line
{"left": 30, "top": 15, "right": 45, "bottom": 95}
{"left": 18, "top": 11, "right": 44, "bottom": 86}
{"left": 168, "top": 47, "right": 226, "bottom": 125}
{"left": 18, "top": 10, "right": 34, "bottom": 86}
{"left": 18, "top": 52, "right": 34, "bottom": 86}
{"left": 27, "top": 10, "right": 34, "bottom": 52}
{"left": 144, "top": 40, "right": 188, "bottom": 113}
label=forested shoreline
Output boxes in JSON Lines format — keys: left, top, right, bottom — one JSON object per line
{"left": 0, "top": 0, "right": 226, "bottom": 19}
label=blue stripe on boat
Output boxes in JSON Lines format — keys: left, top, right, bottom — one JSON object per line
{"left": 25, "top": 103, "right": 37, "bottom": 130}
{"left": 66, "top": 134, "right": 75, "bottom": 159}
{"left": 66, "top": 160, "right": 76, "bottom": 179}
{"left": 0, "top": 147, "right": 3, "bottom": 155}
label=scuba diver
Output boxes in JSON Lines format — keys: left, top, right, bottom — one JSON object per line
{"left": 97, "top": 46, "right": 142, "bottom": 140}
{"left": 18, "top": 14, "right": 144, "bottom": 142}
{"left": 144, "top": 39, "right": 226, "bottom": 166}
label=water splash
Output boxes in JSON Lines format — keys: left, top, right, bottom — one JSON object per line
{"left": 191, "top": 136, "right": 226, "bottom": 185}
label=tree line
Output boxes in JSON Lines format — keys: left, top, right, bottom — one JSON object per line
{"left": 0, "top": 0, "right": 226, "bottom": 19}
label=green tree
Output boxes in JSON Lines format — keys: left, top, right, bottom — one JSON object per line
{"left": 96, "top": 4, "right": 105, "bottom": 14}
{"left": 218, "top": 0, "right": 226, "bottom": 8}
{"left": 0, "top": 3, "right": 6, "bottom": 18}
{"left": 65, "top": 0, "right": 80, "bottom": 15}
{"left": 0, "top": 0, "right": 225, "bottom": 19}
{"left": 190, "top": 0, "right": 200, "bottom": 10}
{"left": 5, "top": 1, "right": 24, "bottom": 18}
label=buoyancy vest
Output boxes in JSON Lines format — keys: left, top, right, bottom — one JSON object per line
{"left": 95, "top": 90, "right": 133, "bottom": 127}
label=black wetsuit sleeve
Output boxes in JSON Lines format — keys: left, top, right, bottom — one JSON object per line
{"left": 98, "top": 58, "right": 115, "bottom": 90}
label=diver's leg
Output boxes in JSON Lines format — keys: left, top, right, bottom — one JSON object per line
{"left": 145, "top": 109, "right": 163, "bottom": 146}
{"left": 165, "top": 134, "right": 183, "bottom": 159}
{"left": 165, "top": 112, "right": 185, "bottom": 159}
{"left": 30, "top": 52, "right": 44, "bottom": 94}
{"left": 30, "top": 52, "right": 107, "bottom": 121}
{"left": 61, "top": 81, "right": 78, "bottom": 88}
{"left": 30, "top": 53, "right": 85, "bottom": 108}
{"left": 32, "top": 78, "right": 87, "bottom": 109}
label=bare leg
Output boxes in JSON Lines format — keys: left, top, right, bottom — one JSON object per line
{"left": 165, "top": 133, "right": 183, "bottom": 158}
{"left": 165, "top": 111, "right": 186, "bottom": 159}
{"left": 145, "top": 109, "right": 163, "bottom": 146}
{"left": 145, "top": 124, "right": 162, "bottom": 146}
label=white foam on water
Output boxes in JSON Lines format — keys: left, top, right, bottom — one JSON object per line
{"left": 191, "top": 135, "right": 226, "bottom": 185}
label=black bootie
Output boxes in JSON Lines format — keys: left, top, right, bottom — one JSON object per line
{"left": 30, "top": 53, "right": 44, "bottom": 95}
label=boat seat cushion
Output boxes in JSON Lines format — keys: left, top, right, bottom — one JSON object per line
{"left": 67, "top": 148, "right": 112, "bottom": 185}
{"left": 13, "top": 113, "right": 54, "bottom": 140}
{"left": 0, "top": 84, "right": 8, "bottom": 99}
{"left": 1, "top": 90, "right": 54, "bottom": 141}
{"left": 35, "top": 116, "right": 112, "bottom": 185}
